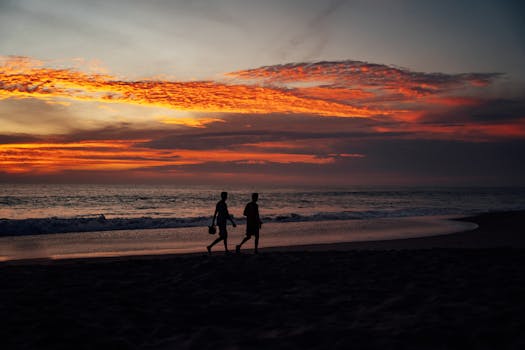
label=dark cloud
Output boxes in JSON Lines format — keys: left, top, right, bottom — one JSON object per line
{"left": 140, "top": 113, "right": 407, "bottom": 152}
{"left": 421, "top": 98, "right": 525, "bottom": 125}
{"left": 3, "top": 137, "right": 523, "bottom": 186}
{"left": 406, "top": 98, "right": 525, "bottom": 142}
{"left": 114, "top": 137, "right": 525, "bottom": 186}
{"left": 0, "top": 133, "right": 41, "bottom": 144}
{"left": 465, "top": 99, "right": 525, "bottom": 123}
{"left": 136, "top": 111, "right": 525, "bottom": 186}
{"left": 60, "top": 124, "right": 171, "bottom": 143}
{"left": 336, "top": 138, "right": 525, "bottom": 184}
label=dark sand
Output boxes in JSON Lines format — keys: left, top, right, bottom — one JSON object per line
{"left": 1, "top": 211, "right": 525, "bottom": 349}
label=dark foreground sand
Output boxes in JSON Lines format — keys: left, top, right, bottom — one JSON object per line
{"left": 2, "top": 211, "right": 525, "bottom": 349}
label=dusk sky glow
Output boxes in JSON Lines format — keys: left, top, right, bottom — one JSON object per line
{"left": 1, "top": 0, "right": 524, "bottom": 185}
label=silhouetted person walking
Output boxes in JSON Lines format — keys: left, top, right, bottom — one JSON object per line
{"left": 207, "top": 191, "right": 236, "bottom": 254}
{"left": 236, "top": 193, "right": 262, "bottom": 254}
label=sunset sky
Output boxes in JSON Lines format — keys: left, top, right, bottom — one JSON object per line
{"left": 1, "top": 0, "right": 524, "bottom": 185}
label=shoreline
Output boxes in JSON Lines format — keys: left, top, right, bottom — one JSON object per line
{"left": 1, "top": 210, "right": 521, "bottom": 265}
{"left": 1, "top": 214, "right": 477, "bottom": 263}
{"left": 1, "top": 210, "right": 524, "bottom": 349}
{"left": 266, "top": 210, "right": 525, "bottom": 251}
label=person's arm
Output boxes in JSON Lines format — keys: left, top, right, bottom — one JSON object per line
{"left": 212, "top": 204, "right": 218, "bottom": 226}
{"left": 229, "top": 210, "right": 236, "bottom": 227}
{"left": 256, "top": 205, "right": 262, "bottom": 228}
{"left": 225, "top": 204, "right": 236, "bottom": 227}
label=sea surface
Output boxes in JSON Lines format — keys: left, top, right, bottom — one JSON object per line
{"left": 1, "top": 184, "right": 524, "bottom": 236}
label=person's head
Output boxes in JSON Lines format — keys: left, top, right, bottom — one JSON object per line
{"left": 252, "top": 193, "right": 259, "bottom": 202}
{"left": 221, "top": 191, "right": 228, "bottom": 200}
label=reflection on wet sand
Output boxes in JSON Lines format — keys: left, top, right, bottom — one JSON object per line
{"left": 0, "top": 216, "right": 476, "bottom": 261}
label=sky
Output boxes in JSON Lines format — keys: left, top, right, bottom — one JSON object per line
{"left": 1, "top": 0, "right": 524, "bottom": 186}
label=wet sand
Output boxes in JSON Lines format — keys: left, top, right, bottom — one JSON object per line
{"left": 1, "top": 211, "right": 525, "bottom": 349}
{"left": 0, "top": 215, "right": 476, "bottom": 261}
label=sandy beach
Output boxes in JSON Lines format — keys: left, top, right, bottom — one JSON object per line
{"left": 2, "top": 211, "right": 525, "bottom": 349}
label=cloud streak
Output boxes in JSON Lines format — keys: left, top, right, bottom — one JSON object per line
{"left": 0, "top": 56, "right": 377, "bottom": 118}
{"left": 0, "top": 138, "right": 345, "bottom": 175}
{"left": 228, "top": 60, "right": 502, "bottom": 102}
{"left": 2, "top": 56, "right": 503, "bottom": 121}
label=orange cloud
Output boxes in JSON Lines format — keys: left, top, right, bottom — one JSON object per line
{"left": 0, "top": 56, "right": 378, "bottom": 118}
{"left": 227, "top": 61, "right": 503, "bottom": 114}
{"left": 0, "top": 140, "right": 338, "bottom": 174}
{"left": 423, "top": 96, "right": 483, "bottom": 107}
{"left": 293, "top": 86, "right": 374, "bottom": 103}
{"left": 2, "top": 56, "right": 519, "bottom": 182}
{"left": 1, "top": 56, "right": 503, "bottom": 128}
{"left": 158, "top": 116, "right": 225, "bottom": 128}
{"left": 228, "top": 61, "right": 500, "bottom": 93}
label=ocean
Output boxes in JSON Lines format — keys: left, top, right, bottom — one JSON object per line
{"left": 1, "top": 184, "right": 524, "bottom": 236}
{"left": 1, "top": 184, "right": 523, "bottom": 260}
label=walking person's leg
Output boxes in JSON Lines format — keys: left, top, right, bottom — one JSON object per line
{"left": 208, "top": 223, "right": 227, "bottom": 253}
{"left": 207, "top": 236, "right": 223, "bottom": 254}
{"left": 254, "top": 232, "right": 259, "bottom": 254}
{"left": 223, "top": 234, "right": 228, "bottom": 252}
{"left": 236, "top": 233, "right": 251, "bottom": 253}
{"left": 219, "top": 224, "right": 229, "bottom": 252}
{"left": 235, "top": 231, "right": 252, "bottom": 253}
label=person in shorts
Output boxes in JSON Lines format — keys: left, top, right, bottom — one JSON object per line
{"left": 207, "top": 191, "right": 236, "bottom": 254}
{"left": 236, "top": 193, "right": 262, "bottom": 254}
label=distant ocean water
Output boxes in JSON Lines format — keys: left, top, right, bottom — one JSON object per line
{"left": 1, "top": 184, "right": 524, "bottom": 236}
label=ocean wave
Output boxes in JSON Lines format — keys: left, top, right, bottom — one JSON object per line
{"left": 0, "top": 207, "right": 485, "bottom": 237}
{"left": 267, "top": 207, "right": 467, "bottom": 222}
{"left": 0, "top": 214, "right": 214, "bottom": 236}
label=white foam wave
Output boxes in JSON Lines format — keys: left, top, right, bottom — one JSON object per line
{"left": 0, "top": 207, "right": 484, "bottom": 236}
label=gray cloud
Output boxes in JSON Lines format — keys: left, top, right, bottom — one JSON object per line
{"left": 140, "top": 113, "right": 405, "bottom": 152}
{"left": 0, "top": 133, "right": 41, "bottom": 144}
{"left": 60, "top": 124, "right": 170, "bottom": 143}
{"left": 119, "top": 137, "right": 525, "bottom": 186}
{"left": 415, "top": 98, "right": 525, "bottom": 134}
{"left": 0, "top": 98, "right": 79, "bottom": 134}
